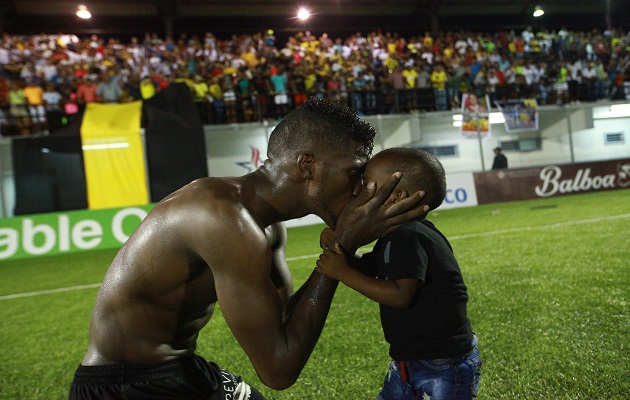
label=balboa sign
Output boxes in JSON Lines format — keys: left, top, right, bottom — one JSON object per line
{"left": 535, "top": 165, "right": 626, "bottom": 197}
{"left": 473, "top": 158, "right": 630, "bottom": 204}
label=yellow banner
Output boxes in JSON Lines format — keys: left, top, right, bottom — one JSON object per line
{"left": 80, "top": 101, "right": 148, "bottom": 209}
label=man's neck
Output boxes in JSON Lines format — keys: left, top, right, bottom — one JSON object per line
{"left": 240, "top": 168, "right": 308, "bottom": 229}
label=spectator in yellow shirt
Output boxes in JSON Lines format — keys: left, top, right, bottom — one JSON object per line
{"left": 24, "top": 80, "right": 46, "bottom": 131}
{"left": 140, "top": 76, "right": 157, "bottom": 100}
{"left": 402, "top": 65, "right": 419, "bottom": 110}
{"left": 431, "top": 64, "right": 449, "bottom": 111}
{"left": 9, "top": 81, "right": 30, "bottom": 135}
{"left": 192, "top": 75, "right": 210, "bottom": 123}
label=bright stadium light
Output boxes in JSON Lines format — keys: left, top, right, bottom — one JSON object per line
{"left": 533, "top": 5, "right": 544, "bottom": 17}
{"left": 76, "top": 4, "right": 91, "bottom": 19}
{"left": 297, "top": 8, "right": 310, "bottom": 21}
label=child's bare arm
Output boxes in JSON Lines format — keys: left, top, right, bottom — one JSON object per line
{"left": 316, "top": 244, "right": 418, "bottom": 309}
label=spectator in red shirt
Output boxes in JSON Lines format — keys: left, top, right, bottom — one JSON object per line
{"left": 76, "top": 76, "right": 99, "bottom": 107}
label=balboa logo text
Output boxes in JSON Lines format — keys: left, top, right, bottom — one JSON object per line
{"left": 534, "top": 165, "right": 622, "bottom": 197}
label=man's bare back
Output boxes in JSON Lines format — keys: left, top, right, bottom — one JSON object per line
{"left": 83, "top": 177, "right": 286, "bottom": 365}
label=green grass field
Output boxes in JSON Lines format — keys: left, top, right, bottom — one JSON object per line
{"left": 1, "top": 190, "right": 629, "bottom": 400}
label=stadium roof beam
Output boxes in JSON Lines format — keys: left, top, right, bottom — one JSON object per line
{"left": 9, "top": 0, "right": 623, "bottom": 18}
{"left": 5, "top": 0, "right": 629, "bottom": 35}
{"left": 156, "top": 0, "right": 177, "bottom": 38}
{"left": 0, "top": 0, "right": 17, "bottom": 33}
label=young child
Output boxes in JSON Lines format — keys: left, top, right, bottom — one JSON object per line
{"left": 317, "top": 147, "right": 481, "bottom": 400}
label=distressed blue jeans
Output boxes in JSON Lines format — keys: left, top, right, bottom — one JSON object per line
{"left": 377, "top": 335, "right": 482, "bottom": 400}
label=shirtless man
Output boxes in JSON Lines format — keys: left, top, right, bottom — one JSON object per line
{"left": 69, "top": 98, "right": 427, "bottom": 399}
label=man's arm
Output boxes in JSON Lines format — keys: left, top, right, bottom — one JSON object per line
{"left": 267, "top": 222, "right": 293, "bottom": 313}
{"left": 217, "top": 261, "right": 336, "bottom": 389}
{"left": 197, "top": 210, "right": 336, "bottom": 390}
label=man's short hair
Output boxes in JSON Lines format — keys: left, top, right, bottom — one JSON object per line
{"left": 267, "top": 98, "right": 376, "bottom": 159}
{"left": 373, "top": 148, "right": 447, "bottom": 211}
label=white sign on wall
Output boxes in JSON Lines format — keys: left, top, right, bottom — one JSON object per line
{"left": 437, "top": 172, "right": 479, "bottom": 210}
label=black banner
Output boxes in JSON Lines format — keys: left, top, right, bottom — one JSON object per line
{"left": 12, "top": 132, "right": 87, "bottom": 215}
{"left": 143, "top": 83, "right": 208, "bottom": 202}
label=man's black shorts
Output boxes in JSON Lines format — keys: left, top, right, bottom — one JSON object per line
{"left": 69, "top": 354, "right": 266, "bottom": 399}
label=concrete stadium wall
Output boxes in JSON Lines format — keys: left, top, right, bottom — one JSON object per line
{"left": 1, "top": 102, "right": 629, "bottom": 221}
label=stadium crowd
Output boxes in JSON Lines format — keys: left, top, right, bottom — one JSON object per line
{"left": 0, "top": 27, "right": 629, "bottom": 135}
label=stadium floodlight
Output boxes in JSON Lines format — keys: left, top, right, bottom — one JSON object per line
{"left": 297, "top": 7, "right": 311, "bottom": 21}
{"left": 533, "top": 5, "right": 544, "bottom": 17}
{"left": 76, "top": 4, "right": 91, "bottom": 19}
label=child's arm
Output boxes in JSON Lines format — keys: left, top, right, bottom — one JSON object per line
{"left": 320, "top": 227, "right": 377, "bottom": 276}
{"left": 316, "top": 244, "right": 418, "bottom": 309}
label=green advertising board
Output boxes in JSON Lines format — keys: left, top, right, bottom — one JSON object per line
{"left": 0, "top": 205, "right": 155, "bottom": 261}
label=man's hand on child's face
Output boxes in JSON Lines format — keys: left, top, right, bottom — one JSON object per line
{"left": 316, "top": 243, "right": 348, "bottom": 282}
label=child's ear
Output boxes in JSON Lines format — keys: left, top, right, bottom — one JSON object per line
{"left": 395, "top": 189, "right": 409, "bottom": 201}
{"left": 384, "top": 189, "right": 409, "bottom": 208}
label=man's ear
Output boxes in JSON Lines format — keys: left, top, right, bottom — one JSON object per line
{"left": 383, "top": 189, "right": 409, "bottom": 209}
{"left": 296, "top": 152, "right": 316, "bottom": 179}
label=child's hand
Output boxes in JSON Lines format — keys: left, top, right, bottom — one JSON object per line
{"left": 319, "top": 227, "right": 335, "bottom": 250}
{"left": 316, "top": 243, "right": 349, "bottom": 282}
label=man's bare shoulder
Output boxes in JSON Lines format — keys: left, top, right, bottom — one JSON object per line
{"left": 155, "top": 177, "right": 270, "bottom": 261}
{"left": 156, "top": 177, "right": 243, "bottom": 219}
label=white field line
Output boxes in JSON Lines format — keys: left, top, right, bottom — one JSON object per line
{"left": 448, "top": 213, "right": 630, "bottom": 240}
{"left": 0, "top": 283, "right": 101, "bottom": 300}
{"left": 2, "top": 213, "right": 629, "bottom": 301}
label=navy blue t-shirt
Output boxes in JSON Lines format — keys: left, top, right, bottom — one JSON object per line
{"left": 364, "top": 217, "right": 473, "bottom": 360}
